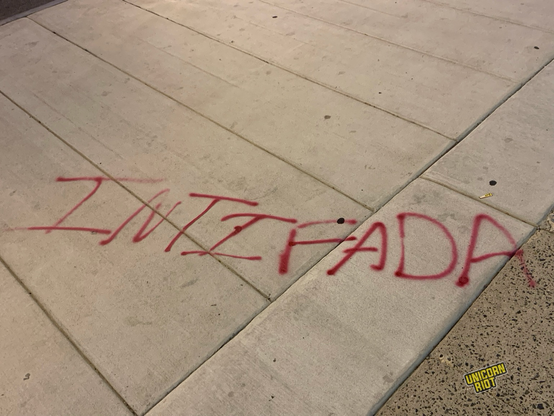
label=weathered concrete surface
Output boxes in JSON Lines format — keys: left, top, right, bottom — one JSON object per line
{"left": 430, "top": 0, "right": 554, "bottom": 33}
{"left": 377, "top": 228, "right": 554, "bottom": 415}
{"left": 127, "top": 0, "right": 516, "bottom": 139}
{"left": 425, "top": 61, "right": 554, "bottom": 225}
{"left": 0, "top": 93, "right": 267, "bottom": 414}
{"left": 0, "top": 18, "right": 370, "bottom": 299}
{"left": 0, "top": 0, "right": 552, "bottom": 414}
{"left": 31, "top": 0, "right": 451, "bottom": 211}
{"left": 145, "top": 179, "right": 533, "bottom": 416}
{"left": 263, "top": 0, "right": 554, "bottom": 81}
{"left": 0, "top": 264, "right": 131, "bottom": 416}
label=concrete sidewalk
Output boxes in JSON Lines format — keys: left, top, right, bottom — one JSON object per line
{"left": 0, "top": 0, "right": 552, "bottom": 415}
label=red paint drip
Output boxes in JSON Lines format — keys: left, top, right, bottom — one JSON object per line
{"left": 394, "top": 213, "right": 458, "bottom": 280}
{"left": 515, "top": 249, "right": 536, "bottom": 287}
{"left": 327, "top": 222, "right": 387, "bottom": 275}
{"left": 165, "top": 194, "right": 259, "bottom": 252}
{"left": 279, "top": 229, "right": 296, "bottom": 274}
{"left": 456, "top": 214, "right": 517, "bottom": 287}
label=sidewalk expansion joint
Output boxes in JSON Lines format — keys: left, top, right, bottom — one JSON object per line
{"left": 0, "top": 254, "right": 138, "bottom": 416}
{"left": 420, "top": 177, "right": 540, "bottom": 229}
{"left": 420, "top": 0, "right": 554, "bottom": 35}
{"left": 28, "top": 16, "right": 373, "bottom": 215}
{"left": 258, "top": 0, "right": 516, "bottom": 82}
{"left": 119, "top": 0, "right": 453, "bottom": 141}
{"left": 0, "top": 88, "right": 270, "bottom": 302}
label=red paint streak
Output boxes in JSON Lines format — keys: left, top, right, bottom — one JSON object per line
{"left": 99, "top": 189, "right": 170, "bottom": 245}
{"left": 456, "top": 214, "right": 517, "bottom": 287}
{"left": 14, "top": 226, "right": 111, "bottom": 234}
{"left": 210, "top": 213, "right": 297, "bottom": 251}
{"left": 515, "top": 249, "right": 536, "bottom": 287}
{"left": 49, "top": 177, "right": 103, "bottom": 233}
{"left": 49, "top": 176, "right": 163, "bottom": 234}
{"left": 279, "top": 220, "right": 359, "bottom": 275}
{"left": 279, "top": 229, "right": 296, "bottom": 274}
{"left": 327, "top": 222, "right": 387, "bottom": 275}
{"left": 56, "top": 176, "right": 163, "bottom": 184}
{"left": 181, "top": 250, "right": 262, "bottom": 261}
{"left": 132, "top": 201, "right": 182, "bottom": 243}
{"left": 394, "top": 213, "right": 458, "bottom": 280}
{"left": 188, "top": 193, "right": 258, "bottom": 206}
{"left": 164, "top": 194, "right": 258, "bottom": 252}
{"left": 291, "top": 236, "right": 356, "bottom": 246}
{"left": 297, "top": 219, "right": 357, "bottom": 228}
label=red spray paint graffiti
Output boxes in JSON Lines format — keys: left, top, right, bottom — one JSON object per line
{"left": 8, "top": 176, "right": 535, "bottom": 287}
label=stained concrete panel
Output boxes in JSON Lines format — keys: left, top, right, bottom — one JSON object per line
{"left": 425, "top": 62, "right": 554, "bottom": 225}
{"left": 31, "top": 0, "right": 451, "bottom": 211}
{"left": 0, "top": 18, "right": 370, "bottom": 299}
{"left": 0, "top": 265, "right": 131, "bottom": 416}
{"left": 0, "top": 93, "right": 267, "bottom": 414}
{"left": 128, "top": 0, "right": 516, "bottom": 139}
{"left": 264, "top": 0, "right": 554, "bottom": 81}
{"left": 146, "top": 179, "right": 533, "bottom": 416}
{"left": 429, "top": 0, "right": 554, "bottom": 33}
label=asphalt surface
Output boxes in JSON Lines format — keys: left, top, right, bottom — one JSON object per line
{"left": 0, "top": 0, "right": 57, "bottom": 22}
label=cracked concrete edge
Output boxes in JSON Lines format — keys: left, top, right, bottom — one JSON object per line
{"left": 375, "top": 213, "right": 554, "bottom": 415}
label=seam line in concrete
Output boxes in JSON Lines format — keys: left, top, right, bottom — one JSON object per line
{"left": 119, "top": 0, "right": 454, "bottom": 140}
{"left": 28, "top": 16, "right": 373, "bottom": 214}
{"left": 415, "top": 50, "right": 554, "bottom": 167}
{"left": 141, "top": 301, "right": 271, "bottom": 415}
{"left": 0, "top": 88, "right": 280, "bottom": 415}
{"left": 258, "top": 0, "right": 515, "bottom": 82}
{"left": 336, "top": 50, "right": 554, "bottom": 215}
{"left": 0, "top": 254, "right": 138, "bottom": 416}
{"left": 0, "top": 88, "right": 270, "bottom": 302}
{"left": 420, "top": 177, "right": 540, "bottom": 228}
{"left": 419, "top": 0, "right": 554, "bottom": 34}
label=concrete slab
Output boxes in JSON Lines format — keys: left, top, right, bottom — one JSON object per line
{"left": 425, "top": 61, "right": 554, "bottom": 225}
{"left": 0, "top": 18, "right": 370, "bottom": 299}
{"left": 429, "top": 0, "right": 554, "bottom": 33}
{"left": 145, "top": 179, "right": 533, "bottom": 416}
{"left": 31, "top": 0, "right": 451, "bottom": 211}
{"left": 263, "top": 0, "right": 554, "bottom": 81}
{"left": 0, "top": 265, "right": 131, "bottom": 416}
{"left": 0, "top": 93, "right": 267, "bottom": 414}
{"left": 128, "top": 0, "right": 516, "bottom": 139}
{"left": 377, "top": 229, "right": 554, "bottom": 415}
